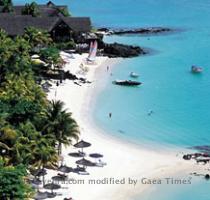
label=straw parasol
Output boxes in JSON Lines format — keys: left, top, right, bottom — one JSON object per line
{"left": 76, "top": 158, "right": 95, "bottom": 167}
{"left": 74, "top": 140, "right": 91, "bottom": 153}
{"left": 52, "top": 175, "right": 67, "bottom": 182}
{"left": 68, "top": 152, "right": 85, "bottom": 158}
{"left": 31, "top": 168, "right": 47, "bottom": 177}
{"left": 34, "top": 191, "right": 48, "bottom": 200}
{"left": 58, "top": 165, "right": 72, "bottom": 174}
{"left": 89, "top": 153, "right": 103, "bottom": 158}
{"left": 44, "top": 183, "right": 61, "bottom": 194}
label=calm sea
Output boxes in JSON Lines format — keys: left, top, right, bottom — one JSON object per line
{"left": 14, "top": 0, "right": 210, "bottom": 199}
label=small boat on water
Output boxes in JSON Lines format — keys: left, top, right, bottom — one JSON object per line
{"left": 191, "top": 65, "right": 203, "bottom": 73}
{"left": 130, "top": 72, "right": 139, "bottom": 78}
{"left": 113, "top": 80, "right": 142, "bottom": 86}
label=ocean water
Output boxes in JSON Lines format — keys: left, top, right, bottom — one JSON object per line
{"left": 26, "top": 0, "right": 210, "bottom": 148}
{"left": 13, "top": 0, "right": 210, "bottom": 199}
{"left": 134, "top": 176, "right": 210, "bottom": 200}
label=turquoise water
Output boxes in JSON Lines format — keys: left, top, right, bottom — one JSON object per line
{"left": 14, "top": 0, "right": 210, "bottom": 199}
{"left": 34, "top": 0, "right": 210, "bottom": 148}
{"left": 134, "top": 176, "right": 210, "bottom": 200}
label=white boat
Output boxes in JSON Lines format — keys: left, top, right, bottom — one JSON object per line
{"left": 191, "top": 65, "right": 203, "bottom": 73}
{"left": 113, "top": 80, "right": 142, "bottom": 86}
{"left": 130, "top": 72, "right": 139, "bottom": 78}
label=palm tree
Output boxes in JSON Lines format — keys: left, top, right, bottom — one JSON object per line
{"left": 43, "top": 100, "right": 80, "bottom": 155}
{"left": 30, "top": 136, "right": 58, "bottom": 184}
{"left": 21, "top": 2, "right": 40, "bottom": 17}
{"left": 24, "top": 27, "right": 52, "bottom": 51}
{"left": 0, "top": 0, "right": 13, "bottom": 13}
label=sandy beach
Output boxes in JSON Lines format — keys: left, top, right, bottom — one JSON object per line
{"left": 45, "top": 53, "right": 203, "bottom": 200}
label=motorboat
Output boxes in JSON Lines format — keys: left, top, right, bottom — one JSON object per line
{"left": 191, "top": 65, "right": 203, "bottom": 73}
{"left": 130, "top": 72, "right": 139, "bottom": 78}
{"left": 113, "top": 80, "right": 142, "bottom": 86}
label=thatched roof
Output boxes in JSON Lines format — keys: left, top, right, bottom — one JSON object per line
{"left": 0, "top": 15, "right": 91, "bottom": 36}
{"left": 0, "top": 1, "right": 91, "bottom": 36}
{"left": 62, "top": 17, "right": 91, "bottom": 32}
{"left": 0, "top": 15, "right": 59, "bottom": 35}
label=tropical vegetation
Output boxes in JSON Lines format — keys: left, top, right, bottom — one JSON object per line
{"left": 57, "top": 7, "right": 71, "bottom": 17}
{"left": 21, "top": 2, "right": 40, "bottom": 17}
{"left": 1, "top": 0, "right": 13, "bottom": 13}
{"left": 0, "top": 160, "right": 34, "bottom": 199}
{"left": 0, "top": 20, "right": 80, "bottom": 198}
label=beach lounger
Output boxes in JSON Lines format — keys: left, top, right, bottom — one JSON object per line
{"left": 78, "top": 171, "right": 90, "bottom": 175}
{"left": 98, "top": 159, "right": 107, "bottom": 166}
{"left": 95, "top": 162, "right": 104, "bottom": 167}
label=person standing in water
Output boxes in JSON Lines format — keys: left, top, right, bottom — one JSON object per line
{"left": 109, "top": 112, "right": 112, "bottom": 118}
{"left": 107, "top": 66, "right": 109, "bottom": 71}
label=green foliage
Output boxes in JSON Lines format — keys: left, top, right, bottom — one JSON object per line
{"left": 24, "top": 27, "right": 52, "bottom": 51}
{"left": 0, "top": 163, "right": 34, "bottom": 199}
{"left": 53, "top": 40, "right": 76, "bottom": 50}
{"left": 0, "top": 0, "right": 13, "bottom": 13}
{"left": 42, "top": 100, "right": 79, "bottom": 155}
{"left": 40, "top": 46, "right": 62, "bottom": 66}
{"left": 91, "top": 27, "right": 98, "bottom": 33}
{"left": 21, "top": 1, "right": 40, "bottom": 17}
{"left": 0, "top": 32, "right": 31, "bottom": 77}
{"left": 0, "top": 73, "right": 47, "bottom": 126}
{"left": 57, "top": 7, "right": 71, "bottom": 17}
{"left": 0, "top": 24, "right": 80, "bottom": 197}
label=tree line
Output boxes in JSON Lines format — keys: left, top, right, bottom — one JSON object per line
{"left": 0, "top": 26, "right": 79, "bottom": 199}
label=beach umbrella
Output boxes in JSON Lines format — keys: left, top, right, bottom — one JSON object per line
{"left": 32, "top": 168, "right": 47, "bottom": 185}
{"left": 44, "top": 183, "right": 61, "bottom": 194}
{"left": 76, "top": 158, "right": 95, "bottom": 167}
{"left": 89, "top": 153, "right": 103, "bottom": 158}
{"left": 29, "top": 178, "right": 42, "bottom": 190}
{"left": 74, "top": 140, "right": 91, "bottom": 153}
{"left": 29, "top": 178, "right": 42, "bottom": 185}
{"left": 68, "top": 152, "right": 84, "bottom": 158}
{"left": 58, "top": 165, "right": 72, "bottom": 174}
{"left": 31, "top": 168, "right": 47, "bottom": 177}
{"left": 34, "top": 191, "right": 48, "bottom": 200}
{"left": 89, "top": 153, "right": 103, "bottom": 163}
{"left": 52, "top": 175, "right": 67, "bottom": 182}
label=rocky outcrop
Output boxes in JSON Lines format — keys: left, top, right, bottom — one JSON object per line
{"left": 42, "top": 70, "right": 78, "bottom": 80}
{"left": 98, "top": 27, "right": 173, "bottom": 35}
{"left": 103, "top": 42, "right": 146, "bottom": 58}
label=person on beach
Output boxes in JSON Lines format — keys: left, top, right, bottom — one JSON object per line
{"left": 107, "top": 66, "right": 109, "bottom": 71}
{"left": 109, "top": 112, "right": 112, "bottom": 118}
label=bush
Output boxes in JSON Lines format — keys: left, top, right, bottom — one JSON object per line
{"left": 57, "top": 7, "right": 71, "bottom": 17}
{"left": 53, "top": 40, "right": 76, "bottom": 50}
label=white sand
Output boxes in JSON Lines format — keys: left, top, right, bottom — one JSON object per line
{"left": 45, "top": 53, "right": 203, "bottom": 200}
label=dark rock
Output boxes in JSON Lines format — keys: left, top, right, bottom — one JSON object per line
{"left": 42, "top": 70, "right": 78, "bottom": 81}
{"left": 97, "top": 28, "right": 110, "bottom": 32}
{"left": 205, "top": 174, "right": 210, "bottom": 180}
{"left": 65, "top": 70, "right": 78, "bottom": 80}
{"left": 103, "top": 42, "right": 146, "bottom": 58}
{"left": 99, "top": 27, "right": 173, "bottom": 36}
{"left": 183, "top": 154, "right": 192, "bottom": 160}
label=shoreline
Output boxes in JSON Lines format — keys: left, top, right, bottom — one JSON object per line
{"left": 47, "top": 53, "right": 203, "bottom": 200}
